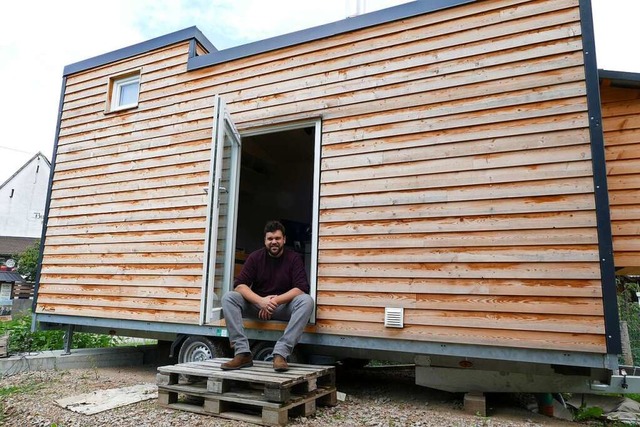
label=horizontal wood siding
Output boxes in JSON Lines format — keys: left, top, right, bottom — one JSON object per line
{"left": 39, "top": 0, "right": 607, "bottom": 353}
{"left": 37, "top": 41, "right": 206, "bottom": 324}
{"left": 601, "top": 80, "right": 640, "bottom": 273}
{"left": 215, "top": 0, "right": 598, "bottom": 353}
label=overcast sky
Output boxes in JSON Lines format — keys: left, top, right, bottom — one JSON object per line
{"left": 0, "top": 0, "right": 637, "bottom": 184}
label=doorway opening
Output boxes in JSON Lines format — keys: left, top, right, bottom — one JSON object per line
{"left": 234, "top": 125, "right": 318, "bottom": 291}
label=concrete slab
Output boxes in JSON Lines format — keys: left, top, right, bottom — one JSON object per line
{"left": 0, "top": 346, "right": 145, "bottom": 377}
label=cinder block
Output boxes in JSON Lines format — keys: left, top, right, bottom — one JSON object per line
{"left": 464, "top": 391, "right": 486, "bottom": 417}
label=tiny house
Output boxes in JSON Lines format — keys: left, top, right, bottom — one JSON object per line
{"left": 33, "top": 0, "right": 640, "bottom": 393}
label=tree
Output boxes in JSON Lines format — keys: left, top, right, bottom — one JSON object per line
{"left": 15, "top": 240, "right": 41, "bottom": 282}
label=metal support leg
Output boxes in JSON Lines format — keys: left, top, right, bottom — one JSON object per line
{"left": 62, "top": 325, "right": 75, "bottom": 355}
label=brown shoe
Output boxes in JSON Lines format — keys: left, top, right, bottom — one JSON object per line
{"left": 273, "top": 354, "right": 289, "bottom": 372}
{"left": 221, "top": 353, "right": 253, "bottom": 370}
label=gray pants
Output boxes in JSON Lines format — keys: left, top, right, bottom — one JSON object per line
{"left": 221, "top": 291, "right": 314, "bottom": 359}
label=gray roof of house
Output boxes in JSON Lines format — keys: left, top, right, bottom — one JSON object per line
{"left": 0, "top": 271, "right": 24, "bottom": 283}
{"left": 0, "top": 236, "right": 38, "bottom": 257}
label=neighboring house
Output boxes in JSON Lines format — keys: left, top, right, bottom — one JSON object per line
{"left": 0, "top": 152, "right": 50, "bottom": 265}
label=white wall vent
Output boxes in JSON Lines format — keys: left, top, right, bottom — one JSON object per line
{"left": 384, "top": 307, "right": 404, "bottom": 328}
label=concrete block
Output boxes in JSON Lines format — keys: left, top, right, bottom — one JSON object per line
{"left": 464, "top": 391, "right": 486, "bottom": 417}
{"left": 0, "top": 346, "right": 145, "bottom": 376}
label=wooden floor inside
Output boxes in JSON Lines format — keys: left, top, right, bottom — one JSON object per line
{"left": 156, "top": 358, "right": 337, "bottom": 426}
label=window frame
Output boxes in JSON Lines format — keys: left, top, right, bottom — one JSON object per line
{"left": 106, "top": 69, "right": 141, "bottom": 113}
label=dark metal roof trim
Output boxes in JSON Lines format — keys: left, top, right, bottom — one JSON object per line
{"left": 63, "top": 26, "right": 216, "bottom": 76}
{"left": 599, "top": 69, "right": 640, "bottom": 82}
{"left": 599, "top": 69, "right": 640, "bottom": 89}
{"left": 188, "top": 0, "right": 476, "bottom": 71}
{"left": 580, "top": 0, "right": 621, "bottom": 355}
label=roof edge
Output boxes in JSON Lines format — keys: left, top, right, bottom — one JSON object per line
{"left": 188, "top": 0, "right": 475, "bottom": 71}
{"left": 599, "top": 69, "right": 640, "bottom": 83}
{"left": 0, "top": 152, "right": 51, "bottom": 191}
{"left": 63, "top": 26, "right": 216, "bottom": 76}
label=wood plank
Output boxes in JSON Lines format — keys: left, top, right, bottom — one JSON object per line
{"left": 47, "top": 195, "right": 207, "bottom": 218}
{"left": 317, "top": 262, "right": 600, "bottom": 280}
{"left": 51, "top": 172, "right": 209, "bottom": 200}
{"left": 42, "top": 252, "right": 204, "bottom": 265}
{"left": 318, "top": 246, "right": 598, "bottom": 263}
{"left": 323, "top": 113, "right": 589, "bottom": 158}
{"left": 50, "top": 183, "right": 206, "bottom": 208}
{"left": 323, "top": 143, "right": 591, "bottom": 184}
{"left": 322, "top": 97, "right": 587, "bottom": 145}
{"left": 611, "top": 220, "right": 640, "bottom": 235}
{"left": 313, "top": 319, "right": 605, "bottom": 353}
{"left": 53, "top": 151, "right": 209, "bottom": 181}
{"left": 318, "top": 228, "right": 597, "bottom": 249}
{"left": 40, "top": 264, "right": 203, "bottom": 276}
{"left": 36, "top": 294, "right": 200, "bottom": 312}
{"left": 316, "top": 277, "right": 602, "bottom": 297}
{"left": 613, "top": 236, "right": 640, "bottom": 252}
{"left": 45, "top": 218, "right": 206, "bottom": 237}
{"left": 55, "top": 138, "right": 211, "bottom": 172}
{"left": 44, "top": 229, "right": 205, "bottom": 245}
{"left": 604, "top": 127, "right": 640, "bottom": 147}
{"left": 320, "top": 214, "right": 596, "bottom": 235}
{"left": 46, "top": 205, "right": 207, "bottom": 227}
{"left": 236, "top": 42, "right": 585, "bottom": 125}
{"left": 38, "top": 284, "right": 201, "bottom": 299}
{"left": 610, "top": 205, "right": 640, "bottom": 221}
{"left": 322, "top": 126, "right": 589, "bottom": 166}
{"left": 321, "top": 82, "right": 586, "bottom": 134}
{"left": 316, "top": 291, "right": 602, "bottom": 316}
{"left": 319, "top": 194, "right": 595, "bottom": 222}
{"left": 38, "top": 273, "right": 201, "bottom": 287}
{"left": 609, "top": 189, "right": 640, "bottom": 205}
{"left": 233, "top": 31, "right": 584, "bottom": 119}
{"left": 322, "top": 157, "right": 592, "bottom": 192}
{"left": 35, "top": 303, "right": 199, "bottom": 324}
{"left": 320, "top": 177, "right": 595, "bottom": 210}
{"left": 316, "top": 306, "right": 604, "bottom": 334}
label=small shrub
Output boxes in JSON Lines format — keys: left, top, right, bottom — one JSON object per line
{"left": 0, "top": 313, "right": 119, "bottom": 353}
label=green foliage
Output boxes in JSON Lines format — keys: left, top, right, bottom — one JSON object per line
{"left": 14, "top": 240, "right": 40, "bottom": 282}
{"left": 0, "top": 313, "right": 119, "bottom": 353}
{"left": 617, "top": 277, "right": 640, "bottom": 364}
{"left": 574, "top": 405, "right": 604, "bottom": 422}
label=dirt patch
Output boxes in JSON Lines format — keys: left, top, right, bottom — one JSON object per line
{"left": 0, "top": 364, "right": 579, "bottom": 426}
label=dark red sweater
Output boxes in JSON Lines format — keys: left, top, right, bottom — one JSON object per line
{"left": 233, "top": 248, "right": 309, "bottom": 296}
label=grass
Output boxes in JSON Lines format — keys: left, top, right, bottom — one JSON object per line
{"left": 0, "top": 312, "right": 120, "bottom": 354}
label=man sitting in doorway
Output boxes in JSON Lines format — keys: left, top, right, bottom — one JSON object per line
{"left": 221, "top": 220, "right": 314, "bottom": 372}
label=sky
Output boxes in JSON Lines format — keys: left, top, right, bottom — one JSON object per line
{"left": 0, "top": 0, "right": 638, "bottom": 185}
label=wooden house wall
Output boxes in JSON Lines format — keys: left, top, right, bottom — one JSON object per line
{"left": 601, "top": 80, "right": 640, "bottom": 274}
{"left": 36, "top": 41, "right": 208, "bottom": 323}
{"left": 38, "top": 0, "right": 608, "bottom": 354}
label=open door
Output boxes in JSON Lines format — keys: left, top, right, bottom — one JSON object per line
{"left": 201, "top": 95, "right": 241, "bottom": 324}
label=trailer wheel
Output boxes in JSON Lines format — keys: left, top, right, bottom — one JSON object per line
{"left": 178, "top": 336, "right": 228, "bottom": 363}
{"left": 250, "top": 340, "right": 304, "bottom": 363}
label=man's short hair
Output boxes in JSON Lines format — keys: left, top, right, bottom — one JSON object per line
{"left": 264, "top": 220, "right": 286, "bottom": 237}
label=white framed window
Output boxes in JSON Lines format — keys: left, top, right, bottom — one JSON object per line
{"left": 107, "top": 70, "right": 140, "bottom": 112}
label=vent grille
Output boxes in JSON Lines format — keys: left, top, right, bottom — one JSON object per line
{"left": 384, "top": 307, "right": 404, "bottom": 328}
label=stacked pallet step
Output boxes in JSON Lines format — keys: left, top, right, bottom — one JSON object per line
{"left": 157, "top": 358, "right": 337, "bottom": 426}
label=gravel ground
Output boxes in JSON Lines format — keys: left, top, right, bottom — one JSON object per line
{"left": 0, "top": 363, "right": 583, "bottom": 427}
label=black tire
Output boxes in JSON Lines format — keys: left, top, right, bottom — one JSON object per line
{"left": 178, "top": 336, "right": 229, "bottom": 363}
{"left": 250, "top": 340, "right": 304, "bottom": 363}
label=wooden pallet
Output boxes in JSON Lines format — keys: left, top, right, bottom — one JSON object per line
{"left": 156, "top": 358, "right": 337, "bottom": 426}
